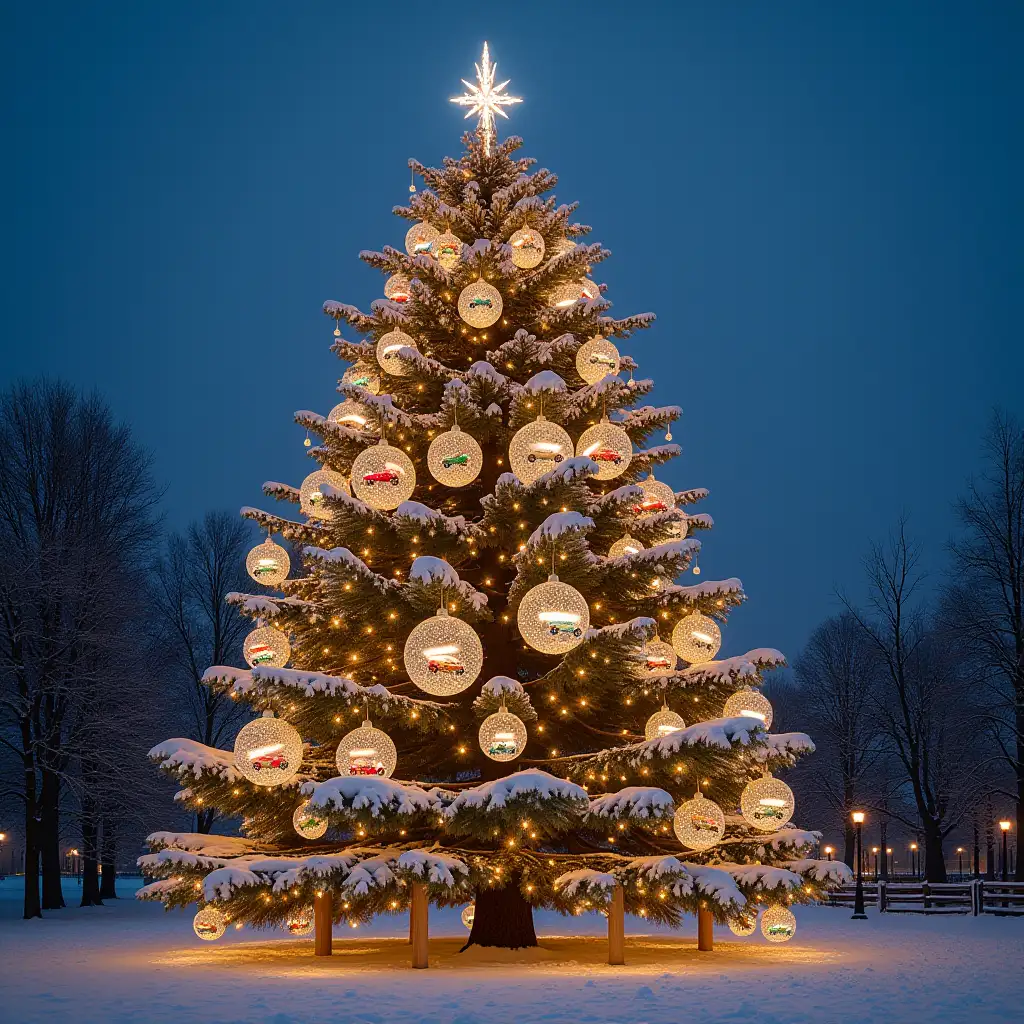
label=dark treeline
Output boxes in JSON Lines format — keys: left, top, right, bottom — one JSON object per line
{"left": 0, "top": 379, "right": 256, "bottom": 918}
{"left": 775, "top": 412, "right": 1024, "bottom": 882}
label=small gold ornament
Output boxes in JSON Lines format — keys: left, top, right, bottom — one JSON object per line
{"left": 575, "top": 336, "right": 621, "bottom": 385}
{"left": 671, "top": 612, "right": 722, "bottom": 665}
{"left": 335, "top": 718, "right": 397, "bottom": 779}
{"left": 576, "top": 418, "right": 632, "bottom": 481}
{"left": 343, "top": 362, "right": 381, "bottom": 395}
{"left": 760, "top": 904, "right": 796, "bottom": 943}
{"left": 293, "top": 801, "right": 328, "bottom": 840}
{"left": 246, "top": 538, "right": 290, "bottom": 587}
{"left": 509, "top": 227, "right": 545, "bottom": 269}
{"left": 644, "top": 704, "right": 686, "bottom": 741}
{"left": 242, "top": 625, "right": 291, "bottom": 670}
{"left": 384, "top": 274, "right": 413, "bottom": 303}
{"left": 351, "top": 441, "right": 416, "bottom": 510}
{"left": 300, "top": 469, "right": 350, "bottom": 520}
{"left": 608, "top": 535, "right": 644, "bottom": 558}
{"left": 673, "top": 791, "right": 726, "bottom": 851}
{"left": 723, "top": 687, "right": 774, "bottom": 729}
{"left": 508, "top": 415, "right": 573, "bottom": 485}
{"left": 303, "top": 432, "right": 312, "bottom": 448}
{"left": 233, "top": 711, "right": 303, "bottom": 787}
{"left": 517, "top": 574, "right": 590, "bottom": 654}
{"left": 479, "top": 705, "right": 528, "bottom": 762}
{"left": 403, "top": 609, "right": 483, "bottom": 695}
{"left": 435, "top": 230, "right": 462, "bottom": 271}
{"left": 333, "top": 326, "right": 342, "bottom": 338}
{"left": 193, "top": 907, "right": 227, "bottom": 941}
{"left": 427, "top": 424, "right": 482, "bottom": 487}
{"left": 458, "top": 281, "right": 502, "bottom": 328}
{"left": 404, "top": 221, "right": 440, "bottom": 258}
{"left": 740, "top": 772, "right": 795, "bottom": 832}
{"left": 376, "top": 329, "right": 418, "bottom": 376}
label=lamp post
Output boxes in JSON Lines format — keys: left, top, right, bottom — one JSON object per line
{"left": 910, "top": 843, "right": 918, "bottom": 880}
{"left": 69, "top": 847, "right": 80, "bottom": 886}
{"left": 0, "top": 832, "right": 5, "bottom": 877}
{"left": 872, "top": 847, "right": 879, "bottom": 881}
{"left": 886, "top": 847, "right": 893, "bottom": 880}
{"left": 999, "top": 821, "right": 1011, "bottom": 882}
{"left": 852, "top": 811, "right": 867, "bottom": 919}
{"left": 956, "top": 847, "right": 964, "bottom": 880}
{"left": 824, "top": 845, "right": 833, "bottom": 862}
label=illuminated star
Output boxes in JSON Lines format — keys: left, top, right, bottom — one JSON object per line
{"left": 450, "top": 42, "right": 522, "bottom": 155}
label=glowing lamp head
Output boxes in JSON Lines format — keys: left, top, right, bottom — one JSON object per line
{"left": 823, "top": 846, "right": 833, "bottom": 854}
{"left": 852, "top": 811, "right": 865, "bottom": 824}
{"left": 1000, "top": 820, "right": 1012, "bottom": 832}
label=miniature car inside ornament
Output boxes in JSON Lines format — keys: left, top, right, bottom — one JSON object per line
{"left": 479, "top": 706, "right": 528, "bottom": 762}
{"left": 644, "top": 704, "right": 685, "bottom": 741}
{"left": 335, "top": 718, "right": 397, "bottom": 778}
{"left": 403, "top": 609, "right": 483, "bottom": 695}
{"left": 233, "top": 711, "right": 303, "bottom": 787}
{"left": 286, "top": 909, "right": 315, "bottom": 936}
{"left": 404, "top": 221, "right": 440, "bottom": 258}
{"left": 427, "top": 424, "right": 483, "bottom": 487}
{"left": 245, "top": 538, "right": 290, "bottom": 587}
{"left": 299, "top": 469, "right": 350, "bottom": 520}
{"left": 608, "top": 534, "right": 644, "bottom": 558}
{"left": 671, "top": 612, "right": 722, "bottom": 665}
{"left": 193, "top": 907, "right": 227, "bottom": 941}
{"left": 242, "top": 625, "right": 290, "bottom": 669}
{"left": 722, "top": 686, "right": 774, "bottom": 729}
{"left": 508, "top": 415, "right": 574, "bottom": 485}
{"left": 327, "top": 399, "right": 370, "bottom": 431}
{"left": 342, "top": 361, "right": 381, "bottom": 395}
{"left": 434, "top": 229, "right": 462, "bottom": 270}
{"left": 509, "top": 226, "right": 545, "bottom": 268}
{"left": 384, "top": 273, "right": 413, "bottom": 303}
{"left": 673, "top": 791, "right": 726, "bottom": 851}
{"left": 350, "top": 441, "right": 416, "bottom": 510}
{"left": 292, "top": 800, "right": 328, "bottom": 840}
{"left": 631, "top": 473, "right": 676, "bottom": 517}
{"left": 457, "top": 281, "right": 503, "bottom": 328}
{"left": 642, "top": 639, "right": 678, "bottom": 676}
{"left": 740, "top": 772, "right": 795, "bottom": 831}
{"left": 375, "top": 329, "right": 418, "bottom": 376}
{"left": 760, "top": 904, "right": 796, "bottom": 943}
{"left": 576, "top": 418, "right": 633, "bottom": 481}
{"left": 517, "top": 574, "right": 590, "bottom": 654}
{"left": 575, "top": 336, "right": 621, "bottom": 384}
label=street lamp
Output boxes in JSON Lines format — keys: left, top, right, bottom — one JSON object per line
{"left": 872, "top": 846, "right": 880, "bottom": 880}
{"left": 956, "top": 847, "right": 964, "bottom": 878}
{"left": 1000, "top": 821, "right": 1012, "bottom": 882}
{"left": 886, "top": 847, "right": 893, "bottom": 879}
{"left": 0, "top": 832, "right": 5, "bottom": 877}
{"left": 910, "top": 842, "right": 918, "bottom": 879}
{"left": 852, "top": 811, "right": 867, "bottom": 919}
{"left": 824, "top": 845, "right": 833, "bottom": 862}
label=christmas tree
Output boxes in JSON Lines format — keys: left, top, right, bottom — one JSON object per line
{"left": 140, "top": 45, "right": 849, "bottom": 952}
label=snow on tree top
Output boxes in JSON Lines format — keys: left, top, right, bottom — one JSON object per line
{"left": 615, "top": 715, "right": 764, "bottom": 765}
{"left": 721, "top": 863, "right": 804, "bottom": 891}
{"left": 588, "top": 786, "right": 674, "bottom": 820}
{"left": 599, "top": 616, "right": 657, "bottom": 638}
{"left": 524, "top": 370, "right": 567, "bottom": 392}
{"left": 226, "top": 593, "right": 313, "bottom": 617}
{"left": 467, "top": 360, "right": 508, "bottom": 385}
{"left": 687, "top": 863, "right": 744, "bottom": 907}
{"left": 763, "top": 828, "right": 820, "bottom": 851}
{"left": 307, "top": 776, "right": 440, "bottom": 818}
{"left": 478, "top": 675, "right": 524, "bottom": 698}
{"left": 144, "top": 832, "right": 255, "bottom": 857}
{"left": 763, "top": 732, "right": 816, "bottom": 757}
{"left": 554, "top": 869, "right": 617, "bottom": 896}
{"left": 528, "top": 511, "right": 594, "bottom": 545}
{"left": 396, "top": 849, "right": 470, "bottom": 886}
{"left": 148, "top": 738, "right": 239, "bottom": 782}
{"left": 409, "top": 555, "right": 461, "bottom": 587}
{"left": 395, "top": 502, "right": 471, "bottom": 535}
{"left": 446, "top": 770, "right": 588, "bottom": 813}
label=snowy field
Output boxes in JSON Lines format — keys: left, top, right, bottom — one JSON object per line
{"left": 0, "top": 876, "right": 1020, "bottom": 1023}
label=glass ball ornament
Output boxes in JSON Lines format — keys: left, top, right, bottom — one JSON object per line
{"left": 435, "top": 230, "right": 463, "bottom": 271}
{"left": 549, "top": 281, "right": 584, "bottom": 309}
{"left": 246, "top": 538, "right": 290, "bottom": 587}
{"left": 286, "top": 909, "right": 314, "bottom": 936}
{"left": 740, "top": 773, "right": 795, "bottom": 832}
{"left": 384, "top": 273, "right": 412, "bottom": 303}
{"left": 335, "top": 718, "right": 397, "bottom": 779}
{"left": 642, "top": 639, "right": 678, "bottom": 677}
{"left": 233, "top": 712, "right": 303, "bottom": 787}
{"left": 581, "top": 280, "right": 601, "bottom": 302}
{"left": 242, "top": 625, "right": 291, "bottom": 669}
{"left": 479, "top": 707, "right": 528, "bottom": 762}
{"left": 509, "top": 227, "right": 545, "bottom": 269}
{"left": 517, "top": 574, "right": 590, "bottom": 655}
{"left": 327, "top": 399, "right": 370, "bottom": 432}
{"left": 427, "top": 425, "right": 483, "bottom": 488}
{"left": 458, "top": 281, "right": 502, "bottom": 328}
{"left": 193, "top": 907, "right": 226, "bottom": 941}
{"left": 608, "top": 535, "right": 644, "bottom": 559}
{"left": 728, "top": 914, "right": 758, "bottom": 937}
{"left": 350, "top": 441, "right": 416, "bottom": 511}
{"left": 631, "top": 474, "right": 676, "bottom": 518}
{"left": 760, "top": 904, "right": 797, "bottom": 943}
{"left": 671, "top": 612, "right": 722, "bottom": 665}
{"left": 508, "top": 415, "right": 573, "bottom": 485}
{"left": 723, "top": 687, "right": 774, "bottom": 729}
{"left": 576, "top": 336, "right": 621, "bottom": 385}
{"left": 404, "top": 221, "right": 439, "bottom": 258}
{"left": 403, "top": 609, "right": 483, "bottom": 695}
{"left": 376, "top": 329, "right": 418, "bottom": 376}
{"left": 644, "top": 705, "right": 686, "bottom": 741}
{"left": 673, "top": 792, "right": 726, "bottom": 851}
{"left": 461, "top": 903, "right": 475, "bottom": 929}
{"left": 300, "top": 469, "right": 350, "bottom": 520}
{"left": 342, "top": 361, "right": 381, "bottom": 396}
{"left": 292, "top": 800, "right": 328, "bottom": 840}
{"left": 576, "top": 419, "right": 632, "bottom": 481}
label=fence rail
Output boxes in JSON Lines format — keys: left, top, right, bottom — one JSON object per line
{"left": 826, "top": 879, "right": 1024, "bottom": 916}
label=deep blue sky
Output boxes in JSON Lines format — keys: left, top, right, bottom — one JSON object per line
{"left": 3, "top": 2, "right": 1021, "bottom": 663}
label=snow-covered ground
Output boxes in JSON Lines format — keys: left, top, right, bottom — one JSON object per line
{"left": 0, "top": 875, "right": 1020, "bottom": 1023}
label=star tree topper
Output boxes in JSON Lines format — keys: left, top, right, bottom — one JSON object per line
{"left": 450, "top": 42, "right": 522, "bottom": 155}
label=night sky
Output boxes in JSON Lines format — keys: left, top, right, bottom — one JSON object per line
{"left": 3, "top": 2, "right": 1021, "bottom": 664}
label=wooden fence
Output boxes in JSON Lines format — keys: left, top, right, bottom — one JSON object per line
{"left": 826, "top": 879, "right": 1024, "bottom": 916}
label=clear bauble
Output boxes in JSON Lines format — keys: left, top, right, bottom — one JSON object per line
{"left": 644, "top": 705, "right": 686, "bottom": 742}
{"left": 576, "top": 418, "right": 632, "bottom": 481}
{"left": 427, "top": 425, "right": 483, "bottom": 488}
{"left": 403, "top": 609, "right": 483, "bottom": 695}
{"left": 233, "top": 712, "right": 303, "bottom": 787}
{"left": 327, "top": 399, "right": 370, "bottom": 432}
{"left": 509, "top": 227, "right": 545, "bottom": 269}
{"left": 760, "top": 904, "right": 796, "bottom": 943}
{"left": 404, "top": 221, "right": 439, "bottom": 258}
{"left": 641, "top": 639, "right": 678, "bottom": 677}
{"left": 631, "top": 474, "right": 676, "bottom": 517}
{"left": 461, "top": 903, "right": 475, "bottom": 929}
{"left": 672, "top": 792, "right": 726, "bottom": 851}
{"left": 576, "top": 336, "right": 621, "bottom": 385}
{"left": 350, "top": 441, "right": 416, "bottom": 510}
{"left": 335, "top": 719, "right": 397, "bottom": 779}
{"left": 671, "top": 612, "right": 722, "bottom": 665}
{"left": 517, "top": 574, "right": 590, "bottom": 655}
{"left": 286, "top": 909, "right": 315, "bottom": 936}
{"left": 384, "top": 273, "right": 412, "bottom": 303}
{"left": 435, "top": 230, "right": 462, "bottom": 270}
{"left": 246, "top": 538, "right": 290, "bottom": 587}
{"left": 292, "top": 800, "right": 328, "bottom": 840}
{"left": 728, "top": 914, "right": 757, "bottom": 937}
{"left": 508, "top": 415, "right": 573, "bottom": 485}
{"left": 342, "top": 362, "right": 381, "bottom": 395}
{"left": 457, "top": 281, "right": 502, "bottom": 328}
{"left": 243, "top": 625, "right": 291, "bottom": 669}
{"left": 300, "top": 469, "right": 350, "bottom": 520}
{"left": 479, "top": 708, "right": 528, "bottom": 762}
{"left": 608, "top": 535, "right": 644, "bottom": 558}
{"left": 740, "top": 773, "right": 795, "bottom": 832}
{"left": 723, "top": 687, "right": 774, "bottom": 729}
{"left": 193, "top": 907, "right": 227, "bottom": 941}
{"left": 376, "top": 329, "right": 418, "bottom": 376}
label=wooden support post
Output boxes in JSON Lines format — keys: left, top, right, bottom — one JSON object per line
{"left": 410, "top": 883, "right": 429, "bottom": 969}
{"left": 607, "top": 884, "right": 625, "bottom": 965}
{"left": 314, "top": 891, "right": 333, "bottom": 957}
{"left": 697, "top": 905, "right": 714, "bottom": 952}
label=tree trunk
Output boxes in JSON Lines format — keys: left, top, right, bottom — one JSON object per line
{"left": 196, "top": 807, "right": 215, "bottom": 834}
{"left": 1016, "top": 720, "right": 1024, "bottom": 880}
{"left": 79, "top": 802, "right": 103, "bottom": 907}
{"left": 461, "top": 873, "right": 537, "bottom": 950}
{"left": 972, "top": 812, "right": 981, "bottom": 878}
{"left": 39, "top": 768, "right": 65, "bottom": 910}
{"left": 99, "top": 825, "right": 117, "bottom": 900}
{"left": 843, "top": 823, "right": 855, "bottom": 872}
{"left": 23, "top": 793, "right": 42, "bottom": 920}
{"left": 879, "top": 819, "right": 889, "bottom": 880}
{"left": 985, "top": 797, "right": 995, "bottom": 880}
{"left": 923, "top": 823, "right": 947, "bottom": 883}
